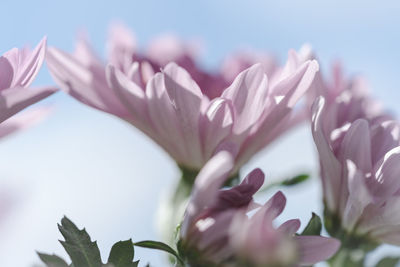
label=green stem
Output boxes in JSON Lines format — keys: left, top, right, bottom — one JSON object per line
{"left": 328, "top": 247, "right": 365, "bottom": 267}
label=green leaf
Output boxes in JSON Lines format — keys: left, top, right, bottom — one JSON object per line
{"left": 281, "top": 174, "right": 310, "bottom": 186}
{"left": 108, "top": 239, "right": 138, "bottom": 267}
{"left": 57, "top": 216, "right": 102, "bottom": 267}
{"left": 301, "top": 212, "right": 322, "bottom": 236}
{"left": 375, "top": 257, "right": 400, "bottom": 267}
{"left": 259, "top": 173, "right": 310, "bottom": 193}
{"left": 134, "top": 240, "right": 183, "bottom": 265}
{"left": 37, "top": 253, "right": 69, "bottom": 267}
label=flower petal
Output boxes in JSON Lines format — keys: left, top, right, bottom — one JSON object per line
{"left": 0, "top": 86, "right": 57, "bottom": 123}
{"left": 277, "top": 219, "right": 301, "bottom": 236}
{"left": 342, "top": 160, "right": 372, "bottom": 230}
{"left": 295, "top": 235, "right": 340, "bottom": 265}
{"left": 221, "top": 63, "right": 269, "bottom": 135}
{"left": 311, "top": 97, "right": 342, "bottom": 211}
{"left": 181, "top": 151, "right": 234, "bottom": 237}
{"left": 199, "top": 98, "right": 234, "bottom": 162}
{"left": 0, "top": 107, "right": 51, "bottom": 139}
{"left": 339, "top": 119, "right": 372, "bottom": 173}
{"left": 163, "top": 62, "right": 204, "bottom": 167}
{"left": 47, "top": 47, "right": 127, "bottom": 117}
{"left": 371, "top": 146, "right": 400, "bottom": 198}
{"left": 214, "top": 168, "right": 264, "bottom": 209}
{"left": 5, "top": 37, "right": 46, "bottom": 88}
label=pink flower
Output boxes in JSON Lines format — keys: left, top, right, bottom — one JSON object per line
{"left": 311, "top": 91, "right": 400, "bottom": 244}
{"left": 0, "top": 37, "right": 57, "bottom": 136}
{"left": 179, "top": 151, "right": 340, "bottom": 266}
{"left": 47, "top": 28, "right": 318, "bottom": 172}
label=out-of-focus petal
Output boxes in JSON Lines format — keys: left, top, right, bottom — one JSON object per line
{"left": 277, "top": 219, "right": 301, "bottom": 236}
{"left": 47, "top": 47, "right": 113, "bottom": 112}
{"left": 0, "top": 107, "right": 52, "bottom": 139}
{"left": 215, "top": 168, "right": 264, "bottom": 209}
{"left": 295, "top": 235, "right": 340, "bottom": 265}
{"left": 181, "top": 151, "right": 234, "bottom": 237}
{"left": 0, "top": 86, "right": 57, "bottom": 123}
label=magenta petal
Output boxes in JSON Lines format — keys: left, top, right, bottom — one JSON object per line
{"left": 0, "top": 86, "right": 57, "bottom": 123}
{"left": 215, "top": 168, "right": 265, "bottom": 209}
{"left": 295, "top": 235, "right": 340, "bottom": 265}
{"left": 256, "top": 191, "right": 286, "bottom": 220}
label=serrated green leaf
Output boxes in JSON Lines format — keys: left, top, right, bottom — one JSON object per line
{"left": 301, "top": 212, "right": 322, "bottom": 236}
{"left": 375, "top": 257, "right": 400, "bottom": 267}
{"left": 134, "top": 240, "right": 183, "bottom": 265}
{"left": 57, "top": 216, "right": 102, "bottom": 267}
{"left": 107, "top": 239, "right": 137, "bottom": 267}
{"left": 37, "top": 253, "right": 69, "bottom": 267}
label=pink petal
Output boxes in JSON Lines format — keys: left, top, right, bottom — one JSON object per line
{"left": 295, "top": 235, "right": 340, "bottom": 265}
{"left": 370, "top": 121, "right": 400, "bottom": 165}
{"left": 371, "top": 146, "right": 400, "bottom": 198}
{"left": 0, "top": 86, "right": 57, "bottom": 123}
{"left": 163, "top": 62, "right": 204, "bottom": 167}
{"left": 199, "top": 98, "right": 234, "bottom": 162}
{"left": 0, "top": 55, "right": 14, "bottom": 90}
{"left": 214, "top": 168, "right": 264, "bottom": 209}
{"left": 342, "top": 160, "right": 372, "bottom": 230}
{"left": 145, "top": 72, "right": 188, "bottom": 165}
{"left": 339, "top": 119, "right": 372, "bottom": 173}
{"left": 181, "top": 151, "right": 234, "bottom": 237}
{"left": 255, "top": 191, "right": 286, "bottom": 221}
{"left": 235, "top": 60, "right": 318, "bottom": 169}
{"left": 277, "top": 219, "right": 301, "bottom": 236}
{"left": 107, "top": 22, "right": 136, "bottom": 72}
{"left": 0, "top": 107, "right": 51, "bottom": 139}
{"left": 47, "top": 47, "right": 127, "bottom": 117}
{"left": 106, "top": 64, "right": 149, "bottom": 129}
{"left": 3, "top": 37, "right": 46, "bottom": 88}
{"left": 311, "top": 97, "right": 342, "bottom": 212}
{"left": 221, "top": 63, "right": 269, "bottom": 136}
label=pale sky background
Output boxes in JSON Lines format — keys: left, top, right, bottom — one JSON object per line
{"left": 0, "top": 0, "right": 400, "bottom": 266}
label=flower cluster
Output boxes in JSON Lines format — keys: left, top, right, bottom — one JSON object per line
{"left": 179, "top": 151, "right": 340, "bottom": 267}
{"left": 2, "top": 23, "right": 400, "bottom": 267}
{"left": 46, "top": 25, "right": 318, "bottom": 173}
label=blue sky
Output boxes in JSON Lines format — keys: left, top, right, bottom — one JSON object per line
{"left": 1, "top": 0, "right": 400, "bottom": 266}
